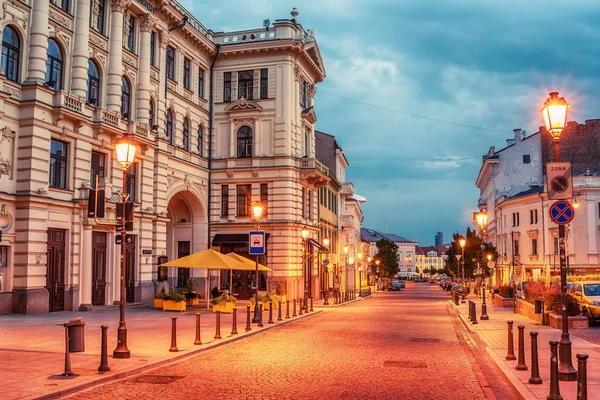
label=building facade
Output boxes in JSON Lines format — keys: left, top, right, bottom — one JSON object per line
{"left": 415, "top": 245, "right": 448, "bottom": 275}
{"left": 360, "top": 228, "right": 418, "bottom": 277}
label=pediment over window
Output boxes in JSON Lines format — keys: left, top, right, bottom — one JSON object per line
{"left": 301, "top": 106, "right": 317, "bottom": 123}
{"left": 224, "top": 97, "right": 263, "bottom": 113}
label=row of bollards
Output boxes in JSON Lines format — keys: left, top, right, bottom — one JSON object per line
{"left": 332, "top": 291, "right": 357, "bottom": 305}
{"left": 467, "top": 301, "right": 477, "bottom": 325}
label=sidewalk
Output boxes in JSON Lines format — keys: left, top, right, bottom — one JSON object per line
{"left": 450, "top": 294, "right": 600, "bottom": 400}
{"left": 0, "top": 296, "right": 364, "bottom": 400}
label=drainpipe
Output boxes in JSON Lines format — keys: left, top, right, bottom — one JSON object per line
{"left": 207, "top": 44, "right": 221, "bottom": 249}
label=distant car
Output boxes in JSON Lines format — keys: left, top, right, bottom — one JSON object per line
{"left": 516, "top": 281, "right": 530, "bottom": 299}
{"left": 569, "top": 281, "right": 600, "bottom": 325}
{"left": 397, "top": 280, "right": 405, "bottom": 289}
{"left": 389, "top": 281, "right": 401, "bottom": 291}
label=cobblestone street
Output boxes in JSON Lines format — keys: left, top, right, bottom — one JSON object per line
{"left": 66, "top": 285, "right": 518, "bottom": 400}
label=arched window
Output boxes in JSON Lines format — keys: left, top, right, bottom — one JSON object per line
{"left": 86, "top": 59, "right": 100, "bottom": 105}
{"left": 182, "top": 118, "right": 190, "bottom": 151}
{"left": 166, "top": 46, "right": 175, "bottom": 80}
{"left": 197, "top": 126, "right": 203, "bottom": 156}
{"left": 45, "top": 38, "right": 63, "bottom": 90}
{"left": 237, "top": 126, "right": 252, "bottom": 158}
{"left": 1, "top": 26, "right": 20, "bottom": 82}
{"left": 304, "top": 131, "right": 310, "bottom": 156}
{"left": 166, "top": 109, "right": 174, "bottom": 143}
{"left": 121, "top": 76, "right": 131, "bottom": 118}
{"left": 149, "top": 98, "right": 155, "bottom": 127}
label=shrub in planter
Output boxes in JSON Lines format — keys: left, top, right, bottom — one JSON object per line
{"left": 210, "top": 291, "right": 236, "bottom": 313}
{"left": 496, "top": 285, "right": 514, "bottom": 298}
{"left": 542, "top": 285, "right": 580, "bottom": 316}
{"left": 524, "top": 281, "right": 546, "bottom": 303}
{"left": 162, "top": 290, "right": 186, "bottom": 312}
{"left": 153, "top": 287, "right": 167, "bottom": 308}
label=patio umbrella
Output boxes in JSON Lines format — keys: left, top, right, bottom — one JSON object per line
{"left": 225, "top": 253, "right": 271, "bottom": 271}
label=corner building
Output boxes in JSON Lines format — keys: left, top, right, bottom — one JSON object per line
{"left": 0, "top": 0, "right": 326, "bottom": 313}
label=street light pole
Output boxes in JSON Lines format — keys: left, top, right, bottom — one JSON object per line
{"left": 459, "top": 237, "right": 466, "bottom": 303}
{"left": 357, "top": 252, "right": 363, "bottom": 297}
{"left": 251, "top": 204, "right": 263, "bottom": 323}
{"left": 322, "top": 237, "right": 330, "bottom": 305}
{"left": 301, "top": 229, "right": 309, "bottom": 312}
{"left": 476, "top": 212, "right": 489, "bottom": 320}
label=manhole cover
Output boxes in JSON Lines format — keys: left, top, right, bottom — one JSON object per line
{"left": 384, "top": 361, "right": 427, "bottom": 368}
{"left": 409, "top": 338, "right": 440, "bottom": 343}
{"left": 129, "top": 375, "right": 184, "bottom": 384}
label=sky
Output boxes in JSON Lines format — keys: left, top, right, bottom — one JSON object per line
{"left": 184, "top": 0, "right": 600, "bottom": 245}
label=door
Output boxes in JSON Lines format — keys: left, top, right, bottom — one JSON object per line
{"left": 177, "top": 241, "right": 190, "bottom": 288}
{"left": 46, "top": 229, "right": 66, "bottom": 312}
{"left": 92, "top": 232, "right": 107, "bottom": 306}
{"left": 125, "top": 235, "right": 136, "bottom": 303}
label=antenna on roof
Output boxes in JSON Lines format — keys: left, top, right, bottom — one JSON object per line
{"left": 385, "top": 220, "right": 388, "bottom": 233}
{"left": 263, "top": 19, "right": 270, "bottom": 31}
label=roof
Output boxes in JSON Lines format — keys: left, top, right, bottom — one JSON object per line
{"left": 360, "top": 228, "right": 417, "bottom": 244}
{"left": 416, "top": 245, "right": 448, "bottom": 256}
{"left": 505, "top": 185, "right": 544, "bottom": 201}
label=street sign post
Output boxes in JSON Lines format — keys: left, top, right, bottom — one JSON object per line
{"left": 249, "top": 231, "right": 265, "bottom": 255}
{"left": 549, "top": 201, "right": 574, "bottom": 225}
{"left": 547, "top": 162, "right": 573, "bottom": 200}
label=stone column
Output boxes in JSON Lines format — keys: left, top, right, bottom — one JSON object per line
{"left": 25, "top": 0, "right": 50, "bottom": 84}
{"left": 79, "top": 224, "right": 94, "bottom": 310}
{"left": 106, "top": 0, "right": 128, "bottom": 112}
{"left": 137, "top": 15, "right": 153, "bottom": 124}
{"left": 157, "top": 30, "right": 170, "bottom": 135}
{"left": 71, "top": 0, "right": 92, "bottom": 98}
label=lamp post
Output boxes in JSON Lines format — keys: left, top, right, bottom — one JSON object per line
{"left": 476, "top": 211, "right": 489, "bottom": 320}
{"left": 322, "top": 237, "right": 330, "bottom": 305}
{"left": 301, "top": 229, "right": 309, "bottom": 312}
{"left": 375, "top": 259, "right": 380, "bottom": 291}
{"left": 357, "top": 252, "right": 363, "bottom": 297}
{"left": 251, "top": 204, "right": 263, "bottom": 323}
{"left": 459, "top": 237, "right": 466, "bottom": 303}
{"left": 541, "top": 91, "right": 576, "bottom": 381}
{"left": 113, "top": 134, "right": 136, "bottom": 359}
{"left": 343, "top": 245, "right": 348, "bottom": 299}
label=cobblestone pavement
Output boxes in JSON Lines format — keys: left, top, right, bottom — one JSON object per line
{"left": 66, "top": 285, "right": 519, "bottom": 400}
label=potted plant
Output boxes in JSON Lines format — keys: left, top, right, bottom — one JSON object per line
{"left": 249, "top": 293, "right": 268, "bottom": 312}
{"left": 265, "top": 289, "right": 281, "bottom": 309}
{"left": 153, "top": 287, "right": 167, "bottom": 309}
{"left": 162, "top": 289, "right": 187, "bottom": 312}
{"left": 276, "top": 281, "right": 287, "bottom": 304}
{"left": 210, "top": 291, "right": 236, "bottom": 313}
{"left": 184, "top": 278, "right": 199, "bottom": 306}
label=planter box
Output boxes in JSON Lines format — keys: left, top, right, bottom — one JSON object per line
{"left": 493, "top": 294, "right": 515, "bottom": 308}
{"left": 212, "top": 302, "right": 236, "bottom": 313}
{"left": 186, "top": 297, "right": 199, "bottom": 306}
{"left": 547, "top": 313, "right": 588, "bottom": 329}
{"left": 162, "top": 300, "right": 186, "bottom": 312}
{"left": 249, "top": 301, "right": 265, "bottom": 312}
{"left": 153, "top": 298, "right": 164, "bottom": 309}
{"left": 516, "top": 299, "right": 544, "bottom": 324}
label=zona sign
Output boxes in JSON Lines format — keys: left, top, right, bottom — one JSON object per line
{"left": 549, "top": 201, "right": 574, "bottom": 225}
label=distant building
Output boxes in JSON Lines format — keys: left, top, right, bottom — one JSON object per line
{"left": 435, "top": 231, "right": 443, "bottom": 247}
{"left": 360, "top": 228, "right": 418, "bottom": 276}
{"left": 416, "top": 246, "right": 448, "bottom": 275}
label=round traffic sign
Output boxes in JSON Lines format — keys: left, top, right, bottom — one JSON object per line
{"left": 549, "top": 201, "right": 574, "bottom": 225}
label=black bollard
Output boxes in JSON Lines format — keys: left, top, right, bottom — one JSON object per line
{"left": 277, "top": 301, "right": 282, "bottom": 321}
{"left": 547, "top": 341, "right": 563, "bottom": 400}
{"left": 214, "top": 311, "right": 222, "bottom": 339}
{"left": 169, "top": 316, "right": 178, "bottom": 352}
{"left": 63, "top": 323, "right": 73, "bottom": 376}
{"left": 324, "top": 291, "right": 329, "bottom": 305}
{"left": 516, "top": 325, "right": 528, "bottom": 370}
{"left": 98, "top": 325, "right": 110, "bottom": 373}
{"left": 471, "top": 302, "right": 478, "bottom": 324}
{"left": 529, "top": 331, "right": 542, "bottom": 384}
{"left": 292, "top": 299, "right": 297, "bottom": 317}
{"left": 299, "top": 298, "right": 303, "bottom": 315}
{"left": 506, "top": 321, "right": 516, "bottom": 360}
{"left": 468, "top": 300, "right": 472, "bottom": 321}
{"left": 310, "top": 297, "right": 314, "bottom": 312}
{"left": 194, "top": 313, "right": 202, "bottom": 345}
{"left": 334, "top": 292, "right": 337, "bottom": 304}
{"left": 576, "top": 353, "right": 588, "bottom": 400}
{"left": 286, "top": 299, "right": 290, "bottom": 319}
{"left": 304, "top": 296, "right": 308, "bottom": 312}
{"left": 258, "top": 304, "right": 264, "bottom": 327}
{"left": 245, "top": 306, "right": 252, "bottom": 331}
{"left": 268, "top": 302, "right": 274, "bottom": 324}
{"left": 231, "top": 308, "right": 238, "bottom": 335}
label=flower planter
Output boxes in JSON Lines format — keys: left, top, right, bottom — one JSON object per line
{"left": 186, "top": 297, "right": 199, "bottom": 306}
{"left": 280, "top": 294, "right": 287, "bottom": 304}
{"left": 493, "top": 294, "right": 515, "bottom": 308}
{"left": 153, "top": 299, "right": 164, "bottom": 309}
{"left": 249, "top": 301, "right": 265, "bottom": 312}
{"left": 515, "top": 299, "right": 544, "bottom": 324}
{"left": 212, "top": 301, "right": 236, "bottom": 313}
{"left": 162, "top": 300, "right": 187, "bottom": 312}
{"left": 547, "top": 313, "right": 588, "bottom": 329}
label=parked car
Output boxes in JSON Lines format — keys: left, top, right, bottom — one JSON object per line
{"left": 398, "top": 280, "right": 405, "bottom": 289}
{"left": 516, "top": 281, "right": 530, "bottom": 299}
{"left": 389, "top": 280, "right": 401, "bottom": 291}
{"left": 569, "top": 281, "right": 600, "bottom": 325}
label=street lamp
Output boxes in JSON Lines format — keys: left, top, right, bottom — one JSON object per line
{"left": 375, "top": 259, "right": 380, "bottom": 291}
{"left": 475, "top": 211, "right": 489, "bottom": 320}
{"left": 459, "top": 237, "right": 466, "bottom": 303}
{"left": 322, "top": 237, "right": 330, "bottom": 305}
{"left": 357, "top": 252, "right": 363, "bottom": 297}
{"left": 343, "top": 245, "right": 348, "bottom": 299}
{"left": 541, "top": 92, "right": 576, "bottom": 381}
{"left": 301, "top": 229, "right": 310, "bottom": 311}
{"left": 251, "top": 204, "right": 263, "bottom": 323}
{"left": 113, "top": 134, "right": 136, "bottom": 359}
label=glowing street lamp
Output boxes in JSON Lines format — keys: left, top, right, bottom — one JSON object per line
{"left": 475, "top": 212, "right": 489, "bottom": 320}
{"left": 459, "top": 237, "right": 466, "bottom": 303}
{"left": 541, "top": 92, "right": 569, "bottom": 162}
{"left": 301, "top": 229, "right": 310, "bottom": 311}
{"left": 251, "top": 203, "right": 263, "bottom": 323}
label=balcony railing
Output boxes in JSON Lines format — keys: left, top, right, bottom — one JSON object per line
{"left": 298, "top": 158, "right": 329, "bottom": 176}
{"left": 340, "top": 182, "right": 354, "bottom": 196}
{"left": 54, "top": 91, "right": 85, "bottom": 114}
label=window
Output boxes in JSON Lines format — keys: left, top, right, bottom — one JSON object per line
{"left": 523, "top": 154, "right": 531, "bottom": 164}
{"left": 51, "top": 0, "right": 70, "bottom": 13}
{"left": 126, "top": 163, "right": 137, "bottom": 202}
{"left": 237, "top": 126, "right": 252, "bottom": 158}
{"left": 223, "top": 72, "right": 231, "bottom": 102}
{"left": 260, "top": 68, "right": 268, "bottom": 99}
{"left": 50, "top": 140, "right": 67, "bottom": 189}
{"left": 166, "top": 46, "right": 175, "bottom": 80}
{"left": 221, "top": 185, "right": 229, "bottom": 217}
{"left": 304, "top": 131, "right": 310, "bottom": 156}
{"left": 165, "top": 110, "right": 174, "bottom": 143}
{"left": 183, "top": 58, "right": 191, "bottom": 90}
{"left": 530, "top": 209, "right": 538, "bottom": 224}
{"left": 149, "top": 98, "right": 155, "bottom": 127}
{"left": 120, "top": 76, "right": 131, "bottom": 118}
{"left": 182, "top": 119, "right": 190, "bottom": 151}
{"left": 238, "top": 70, "right": 253, "bottom": 100}
{"left": 1, "top": 26, "right": 19, "bottom": 82}
{"left": 87, "top": 59, "right": 100, "bottom": 105}
{"left": 197, "top": 126, "right": 203, "bottom": 156}
{"left": 532, "top": 238, "right": 538, "bottom": 255}
{"left": 514, "top": 239, "right": 520, "bottom": 256}
{"left": 198, "top": 68, "right": 205, "bottom": 98}
{"left": 301, "top": 80, "right": 307, "bottom": 107}
{"left": 236, "top": 185, "right": 251, "bottom": 217}
{"left": 157, "top": 256, "right": 168, "bottom": 281}
{"left": 125, "top": 14, "right": 135, "bottom": 53}
{"left": 90, "top": 0, "right": 105, "bottom": 34}
{"left": 90, "top": 151, "right": 105, "bottom": 188}
{"left": 307, "top": 190, "right": 312, "bottom": 220}
{"left": 512, "top": 212, "right": 520, "bottom": 227}
{"left": 45, "top": 38, "right": 63, "bottom": 90}
{"left": 302, "top": 187, "right": 306, "bottom": 218}
{"left": 553, "top": 237, "right": 559, "bottom": 254}
{"left": 260, "top": 183, "right": 268, "bottom": 217}
{"left": 150, "top": 31, "right": 156, "bottom": 67}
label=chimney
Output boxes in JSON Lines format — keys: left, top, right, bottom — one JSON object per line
{"left": 507, "top": 139, "right": 515, "bottom": 146}
{"left": 513, "top": 128, "right": 522, "bottom": 142}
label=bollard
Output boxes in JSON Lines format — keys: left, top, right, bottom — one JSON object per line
{"left": 292, "top": 299, "right": 297, "bottom": 317}
{"left": 468, "top": 300, "right": 472, "bottom": 321}
{"left": 277, "top": 301, "right": 283, "bottom": 321}
{"left": 258, "top": 304, "right": 264, "bottom": 327}
{"left": 214, "top": 311, "right": 222, "bottom": 339}
{"left": 455, "top": 292, "right": 459, "bottom": 306}
{"left": 324, "top": 291, "right": 329, "bottom": 305}
{"left": 194, "top": 313, "right": 202, "bottom": 345}
{"left": 547, "top": 340, "right": 563, "bottom": 400}
{"left": 98, "top": 325, "right": 110, "bottom": 373}
{"left": 334, "top": 292, "right": 338, "bottom": 304}
{"left": 268, "top": 302, "right": 274, "bottom": 324}
{"left": 286, "top": 299, "right": 290, "bottom": 319}
{"left": 245, "top": 306, "right": 252, "bottom": 331}
{"left": 63, "top": 323, "right": 73, "bottom": 376}
{"left": 506, "top": 321, "right": 516, "bottom": 360}
{"left": 310, "top": 297, "right": 314, "bottom": 312}
{"left": 231, "top": 308, "right": 238, "bottom": 335}
{"left": 299, "top": 298, "right": 303, "bottom": 315}
{"left": 169, "top": 316, "right": 178, "bottom": 352}
{"left": 471, "top": 302, "right": 478, "bottom": 324}
{"left": 529, "top": 331, "right": 542, "bottom": 384}
{"left": 516, "top": 325, "right": 528, "bottom": 370}
{"left": 576, "top": 353, "right": 588, "bottom": 400}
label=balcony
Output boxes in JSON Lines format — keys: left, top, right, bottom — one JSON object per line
{"left": 52, "top": 91, "right": 88, "bottom": 131}
{"left": 92, "top": 108, "right": 126, "bottom": 137}
{"left": 340, "top": 182, "right": 354, "bottom": 197}
{"left": 298, "top": 157, "right": 330, "bottom": 187}
{"left": 339, "top": 214, "right": 354, "bottom": 228}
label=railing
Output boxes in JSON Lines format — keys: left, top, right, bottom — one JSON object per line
{"left": 169, "top": 0, "right": 209, "bottom": 37}
{"left": 94, "top": 108, "right": 120, "bottom": 127}
{"left": 135, "top": 0, "right": 154, "bottom": 13}
{"left": 129, "top": 121, "right": 149, "bottom": 138}
{"left": 299, "top": 158, "right": 329, "bottom": 176}
{"left": 54, "top": 91, "right": 85, "bottom": 113}
{"left": 341, "top": 182, "right": 354, "bottom": 196}
{"left": 219, "top": 28, "right": 276, "bottom": 44}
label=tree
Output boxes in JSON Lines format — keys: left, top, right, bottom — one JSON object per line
{"left": 373, "top": 238, "right": 399, "bottom": 278}
{"left": 445, "top": 228, "right": 498, "bottom": 279}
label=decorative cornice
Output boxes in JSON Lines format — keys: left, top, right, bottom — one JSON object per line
{"left": 224, "top": 97, "right": 263, "bottom": 113}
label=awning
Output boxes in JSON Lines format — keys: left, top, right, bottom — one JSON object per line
{"left": 307, "top": 238, "right": 326, "bottom": 251}
{"left": 212, "top": 233, "right": 271, "bottom": 246}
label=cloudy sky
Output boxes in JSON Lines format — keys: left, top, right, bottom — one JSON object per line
{"left": 184, "top": 0, "right": 600, "bottom": 245}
